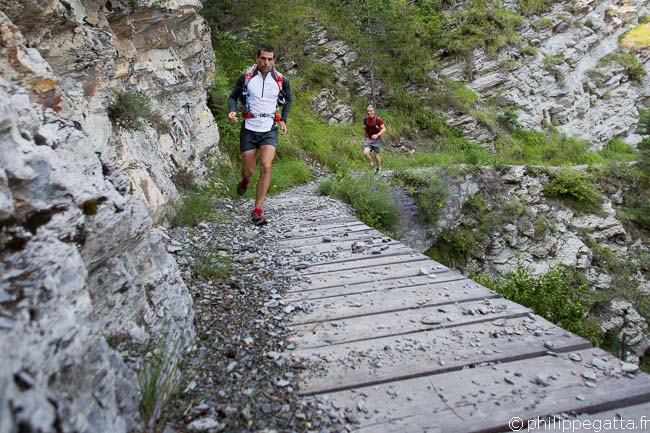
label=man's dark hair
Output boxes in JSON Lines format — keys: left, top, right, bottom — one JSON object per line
{"left": 257, "top": 45, "right": 276, "bottom": 58}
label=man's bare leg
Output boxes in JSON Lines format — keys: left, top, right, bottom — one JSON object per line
{"left": 254, "top": 144, "right": 276, "bottom": 209}
{"left": 239, "top": 149, "right": 258, "bottom": 192}
{"left": 364, "top": 147, "right": 373, "bottom": 166}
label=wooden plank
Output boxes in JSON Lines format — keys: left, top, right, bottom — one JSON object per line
{"left": 274, "top": 215, "right": 358, "bottom": 230}
{"left": 285, "top": 270, "right": 463, "bottom": 301}
{"left": 303, "top": 252, "right": 429, "bottom": 275}
{"left": 288, "top": 297, "right": 530, "bottom": 348}
{"left": 290, "top": 279, "right": 497, "bottom": 324}
{"left": 313, "top": 348, "right": 650, "bottom": 433}
{"left": 527, "top": 401, "right": 650, "bottom": 432}
{"left": 281, "top": 243, "right": 414, "bottom": 269}
{"left": 298, "top": 259, "right": 449, "bottom": 291}
{"left": 291, "top": 315, "right": 590, "bottom": 395}
{"left": 295, "top": 244, "right": 417, "bottom": 267}
{"left": 276, "top": 229, "right": 386, "bottom": 248}
{"left": 280, "top": 222, "right": 370, "bottom": 240}
{"left": 277, "top": 237, "right": 401, "bottom": 258}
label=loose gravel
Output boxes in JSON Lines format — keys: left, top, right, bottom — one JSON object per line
{"left": 162, "top": 185, "right": 351, "bottom": 433}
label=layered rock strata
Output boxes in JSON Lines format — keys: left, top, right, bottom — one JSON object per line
{"left": 439, "top": 0, "right": 650, "bottom": 149}
{"left": 0, "top": 0, "right": 216, "bottom": 430}
{"left": 398, "top": 165, "right": 649, "bottom": 362}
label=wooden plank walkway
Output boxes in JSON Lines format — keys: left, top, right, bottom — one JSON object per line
{"left": 263, "top": 187, "right": 650, "bottom": 433}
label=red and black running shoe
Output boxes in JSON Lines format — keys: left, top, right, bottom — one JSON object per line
{"left": 251, "top": 208, "right": 267, "bottom": 225}
{"left": 237, "top": 178, "right": 249, "bottom": 196}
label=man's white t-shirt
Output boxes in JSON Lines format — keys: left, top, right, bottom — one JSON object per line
{"left": 244, "top": 70, "right": 280, "bottom": 132}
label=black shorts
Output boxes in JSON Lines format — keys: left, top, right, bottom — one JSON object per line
{"left": 240, "top": 125, "right": 279, "bottom": 152}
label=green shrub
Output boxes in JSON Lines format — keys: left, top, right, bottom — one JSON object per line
{"left": 168, "top": 193, "right": 218, "bottom": 227}
{"left": 108, "top": 90, "right": 156, "bottom": 130}
{"left": 497, "top": 109, "right": 520, "bottom": 132}
{"left": 425, "top": 192, "right": 494, "bottom": 269}
{"left": 599, "top": 51, "right": 646, "bottom": 82}
{"left": 138, "top": 341, "right": 184, "bottom": 432}
{"left": 519, "top": 0, "right": 554, "bottom": 16}
{"left": 543, "top": 54, "right": 565, "bottom": 83}
{"left": 443, "top": 0, "right": 523, "bottom": 56}
{"left": 393, "top": 170, "right": 448, "bottom": 225}
{"left": 268, "top": 158, "right": 313, "bottom": 195}
{"left": 544, "top": 169, "right": 600, "bottom": 213}
{"left": 639, "top": 14, "right": 650, "bottom": 25}
{"left": 475, "top": 264, "right": 603, "bottom": 344}
{"left": 193, "top": 238, "right": 232, "bottom": 281}
{"left": 598, "top": 138, "right": 637, "bottom": 162}
{"left": 519, "top": 44, "right": 538, "bottom": 56}
{"left": 472, "top": 110, "right": 498, "bottom": 131}
{"left": 435, "top": 80, "right": 479, "bottom": 112}
{"left": 317, "top": 173, "right": 399, "bottom": 234}
{"left": 533, "top": 17, "right": 552, "bottom": 28}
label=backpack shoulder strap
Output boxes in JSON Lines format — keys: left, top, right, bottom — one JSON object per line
{"left": 271, "top": 68, "right": 283, "bottom": 90}
{"left": 244, "top": 64, "right": 257, "bottom": 86}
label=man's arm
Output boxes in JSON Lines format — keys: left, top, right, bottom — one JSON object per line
{"left": 371, "top": 118, "right": 385, "bottom": 140}
{"left": 227, "top": 74, "right": 245, "bottom": 122}
{"left": 280, "top": 77, "right": 292, "bottom": 122}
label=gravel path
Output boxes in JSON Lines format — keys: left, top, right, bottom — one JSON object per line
{"left": 163, "top": 183, "right": 354, "bottom": 433}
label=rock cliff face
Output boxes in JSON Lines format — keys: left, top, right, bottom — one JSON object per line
{"left": 396, "top": 165, "right": 649, "bottom": 363}
{"left": 305, "top": 0, "right": 649, "bottom": 150}
{"left": 439, "top": 0, "right": 650, "bottom": 149}
{"left": 0, "top": 0, "right": 217, "bottom": 431}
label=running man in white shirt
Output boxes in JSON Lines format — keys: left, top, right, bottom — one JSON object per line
{"left": 228, "top": 45, "right": 293, "bottom": 225}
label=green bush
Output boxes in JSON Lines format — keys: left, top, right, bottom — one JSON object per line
{"left": 393, "top": 170, "right": 448, "bottom": 225}
{"left": 268, "top": 158, "right": 313, "bottom": 195}
{"left": 425, "top": 192, "right": 494, "bottom": 269}
{"left": 533, "top": 17, "right": 552, "bottom": 28}
{"left": 497, "top": 109, "right": 520, "bottom": 132}
{"left": 519, "top": 44, "right": 538, "bottom": 56}
{"left": 193, "top": 238, "right": 232, "bottom": 281}
{"left": 544, "top": 169, "right": 600, "bottom": 213}
{"left": 138, "top": 340, "right": 184, "bottom": 432}
{"left": 598, "top": 139, "right": 637, "bottom": 162}
{"left": 599, "top": 51, "right": 646, "bottom": 82}
{"left": 519, "top": 0, "right": 554, "bottom": 16}
{"left": 543, "top": 54, "right": 565, "bottom": 83}
{"left": 476, "top": 264, "right": 603, "bottom": 344}
{"left": 168, "top": 192, "right": 218, "bottom": 227}
{"left": 317, "top": 173, "right": 399, "bottom": 234}
{"left": 108, "top": 90, "right": 156, "bottom": 130}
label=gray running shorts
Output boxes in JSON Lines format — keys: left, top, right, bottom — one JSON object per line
{"left": 364, "top": 138, "right": 382, "bottom": 153}
{"left": 240, "top": 125, "right": 279, "bottom": 152}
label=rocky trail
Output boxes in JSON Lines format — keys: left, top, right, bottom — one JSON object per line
{"left": 163, "top": 183, "right": 650, "bottom": 433}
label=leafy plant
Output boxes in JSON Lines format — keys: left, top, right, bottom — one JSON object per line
{"left": 518, "top": 0, "right": 554, "bottom": 16}
{"left": 168, "top": 192, "right": 219, "bottom": 227}
{"left": 599, "top": 51, "right": 646, "bottom": 82}
{"left": 425, "top": 192, "right": 495, "bottom": 269}
{"left": 393, "top": 170, "right": 448, "bottom": 225}
{"left": 533, "top": 17, "right": 552, "bottom": 28}
{"left": 317, "top": 173, "right": 399, "bottom": 234}
{"left": 108, "top": 90, "right": 157, "bottom": 130}
{"left": 193, "top": 238, "right": 232, "bottom": 281}
{"left": 620, "top": 22, "right": 650, "bottom": 51}
{"left": 476, "top": 264, "right": 603, "bottom": 344}
{"left": 138, "top": 341, "right": 184, "bottom": 432}
{"left": 544, "top": 169, "right": 600, "bottom": 214}
{"left": 543, "top": 53, "right": 565, "bottom": 83}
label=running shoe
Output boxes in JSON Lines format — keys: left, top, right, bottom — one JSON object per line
{"left": 237, "top": 178, "right": 249, "bottom": 196}
{"left": 251, "top": 208, "right": 267, "bottom": 225}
